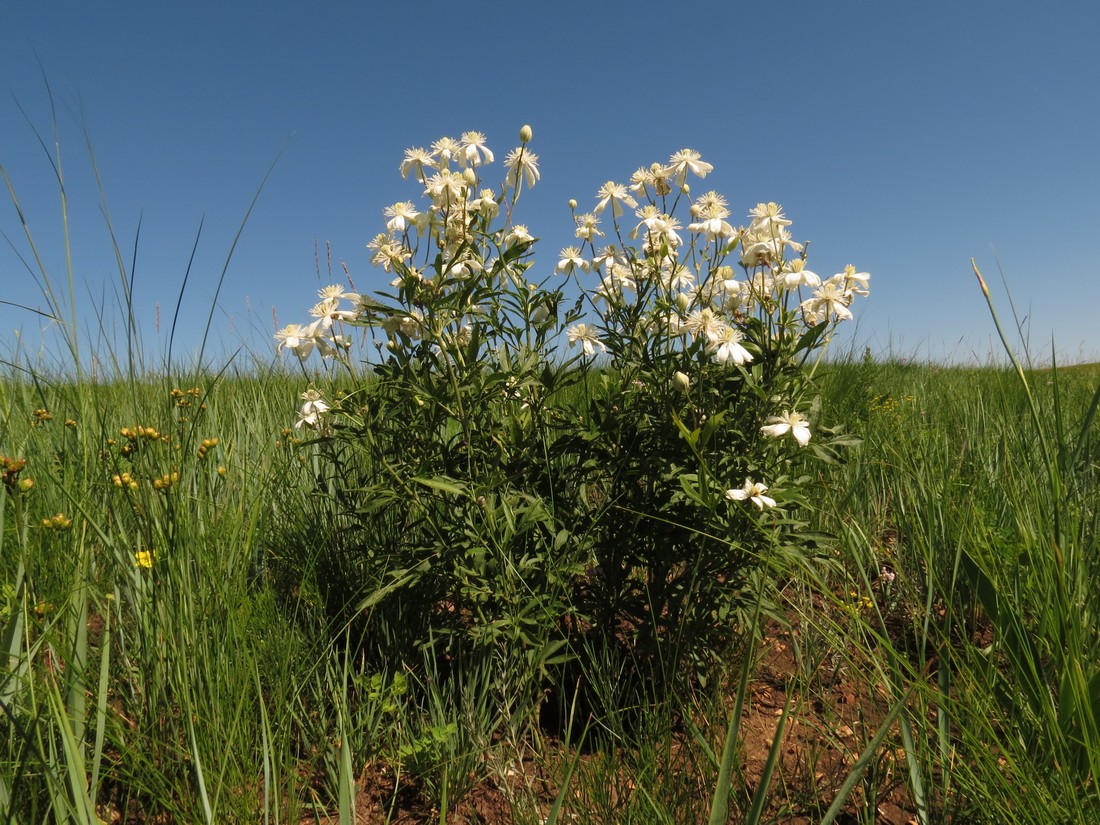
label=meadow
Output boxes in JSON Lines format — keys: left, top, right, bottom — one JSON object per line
{"left": 3, "top": 126, "right": 1100, "bottom": 824}
{"left": 3, "top": 351, "right": 1099, "bottom": 824}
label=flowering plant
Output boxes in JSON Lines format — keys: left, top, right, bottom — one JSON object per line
{"left": 278, "top": 127, "right": 868, "bottom": 690}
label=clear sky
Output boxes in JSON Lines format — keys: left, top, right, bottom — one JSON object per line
{"left": 2, "top": 1, "right": 1098, "bottom": 367}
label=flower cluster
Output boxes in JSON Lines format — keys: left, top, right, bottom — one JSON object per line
{"left": 40, "top": 512, "right": 73, "bottom": 530}
{"left": 1, "top": 455, "right": 32, "bottom": 492}
{"left": 556, "top": 149, "right": 868, "bottom": 509}
{"left": 279, "top": 129, "right": 554, "bottom": 433}
{"left": 561, "top": 157, "right": 869, "bottom": 369}
{"left": 276, "top": 128, "right": 543, "bottom": 376}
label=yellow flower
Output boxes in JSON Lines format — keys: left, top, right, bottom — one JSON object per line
{"left": 134, "top": 550, "right": 155, "bottom": 569}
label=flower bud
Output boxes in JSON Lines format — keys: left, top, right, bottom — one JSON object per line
{"left": 462, "top": 168, "right": 477, "bottom": 187}
{"left": 675, "top": 292, "right": 691, "bottom": 313}
{"left": 568, "top": 199, "right": 578, "bottom": 211}
{"left": 673, "top": 371, "right": 691, "bottom": 393}
{"left": 519, "top": 124, "right": 533, "bottom": 143}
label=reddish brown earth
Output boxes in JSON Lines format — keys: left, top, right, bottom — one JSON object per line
{"left": 290, "top": 621, "right": 920, "bottom": 825}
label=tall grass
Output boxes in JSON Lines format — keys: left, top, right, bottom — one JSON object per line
{"left": 806, "top": 308, "right": 1100, "bottom": 821}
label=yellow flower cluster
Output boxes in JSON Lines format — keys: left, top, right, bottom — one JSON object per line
{"left": 33, "top": 408, "right": 53, "bottom": 422}
{"left": 170, "top": 387, "right": 207, "bottom": 411}
{"left": 276, "top": 427, "right": 302, "bottom": 448}
{"left": 868, "top": 394, "right": 916, "bottom": 424}
{"left": 848, "top": 590, "right": 875, "bottom": 612}
{"left": 1, "top": 455, "right": 31, "bottom": 491}
{"left": 196, "top": 437, "right": 219, "bottom": 459}
{"left": 120, "top": 425, "right": 165, "bottom": 440}
{"left": 118, "top": 424, "right": 170, "bottom": 456}
{"left": 40, "top": 513, "right": 73, "bottom": 530}
{"left": 152, "top": 470, "right": 180, "bottom": 491}
{"left": 112, "top": 471, "right": 140, "bottom": 490}
{"left": 134, "top": 549, "right": 155, "bottom": 569}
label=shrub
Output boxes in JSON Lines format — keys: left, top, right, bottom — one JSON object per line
{"left": 278, "top": 127, "right": 869, "bottom": 709}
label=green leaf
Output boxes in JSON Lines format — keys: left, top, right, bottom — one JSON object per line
{"left": 411, "top": 475, "right": 469, "bottom": 497}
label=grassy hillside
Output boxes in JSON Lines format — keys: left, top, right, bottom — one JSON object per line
{"left": 2, "top": 356, "right": 1098, "bottom": 823}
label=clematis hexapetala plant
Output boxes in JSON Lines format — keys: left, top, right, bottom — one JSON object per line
{"left": 277, "top": 126, "right": 869, "bottom": 697}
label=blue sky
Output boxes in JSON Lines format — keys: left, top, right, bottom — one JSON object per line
{"left": 2, "top": 1, "right": 1098, "bottom": 367}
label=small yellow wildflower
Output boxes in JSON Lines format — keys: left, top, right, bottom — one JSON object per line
{"left": 134, "top": 550, "right": 155, "bottom": 569}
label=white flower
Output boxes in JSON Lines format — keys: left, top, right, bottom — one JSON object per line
{"left": 667, "top": 149, "right": 713, "bottom": 185}
{"left": 748, "top": 202, "right": 792, "bottom": 234}
{"left": 646, "top": 310, "right": 685, "bottom": 337}
{"left": 566, "top": 323, "right": 605, "bottom": 357}
{"left": 505, "top": 224, "right": 535, "bottom": 248}
{"left": 295, "top": 389, "right": 330, "bottom": 429}
{"left": 726, "top": 479, "right": 776, "bottom": 510}
{"left": 504, "top": 147, "right": 540, "bottom": 190}
{"left": 593, "top": 182, "right": 638, "bottom": 219}
{"left": 709, "top": 326, "right": 753, "bottom": 366}
{"left": 384, "top": 202, "right": 422, "bottom": 234}
{"left": 556, "top": 246, "right": 590, "bottom": 274}
{"left": 574, "top": 212, "right": 604, "bottom": 241}
{"left": 839, "top": 264, "right": 871, "bottom": 297}
{"left": 800, "top": 281, "right": 853, "bottom": 325}
{"left": 591, "top": 245, "right": 623, "bottom": 273}
{"left": 431, "top": 136, "right": 462, "bottom": 169}
{"left": 688, "top": 216, "right": 736, "bottom": 243}
{"left": 366, "top": 233, "right": 412, "bottom": 273}
{"left": 683, "top": 307, "right": 725, "bottom": 343}
{"left": 660, "top": 266, "right": 694, "bottom": 293}
{"left": 469, "top": 188, "right": 500, "bottom": 220}
{"left": 309, "top": 297, "right": 356, "bottom": 332}
{"left": 447, "top": 256, "right": 483, "bottom": 278}
{"left": 317, "top": 284, "right": 360, "bottom": 304}
{"left": 632, "top": 205, "right": 683, "bottom": 249}
{"left": 424, "top": 170, "right": 467, "bottom": 207}
{"left": 458, "top": 131, "right": 494, "bottom": 168}
{"left": 692, "top": 191, "right": 730, "bottom": 219}
{"left": 740, "top": 223, "right": 803, "bottom": 269}
{"left": 381, "top": 313, "right": 422, "bottom": 340}
{"left": 400, "top": 147, "right": 436, "bottom": 181}
{"left": 775, "top": 258, "right": 821, "bottom": 290}
{"left": 673, "top": 371, "right": 691, "bottom": 392}
{"left": 275, "top": 323, "right": 316, "bottom": 359}
{"left": 629, "top": 162, "right": 674, "bottom": 197}
{"left": 761, "top": 411, "right": 811, "bottom": 446}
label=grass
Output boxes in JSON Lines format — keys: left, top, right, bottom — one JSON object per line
{"left": 3, "top": 353, "right": 1098, "bottom": 822}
